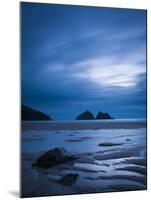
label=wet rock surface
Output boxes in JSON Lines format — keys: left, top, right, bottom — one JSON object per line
{"left": 57, "top": 173, "right": 79, "bottom": 186}
{"left": 33, "top": 148, "right": 77, "bottom": 168}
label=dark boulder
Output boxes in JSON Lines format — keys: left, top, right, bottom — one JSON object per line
{"left": 96, "top": 111, "right": 113, "bottom": 120}
{"left": 76, "top": 110, "right": 95, "bottom": 120}
{"left": 22, "top": 105, "right": 52, "bottom": 121}
{"left": 57, "top": 174, "right": 79, "bottom": 186}
{"left": 33, "top": 148, "right": 77, "bottom": 168}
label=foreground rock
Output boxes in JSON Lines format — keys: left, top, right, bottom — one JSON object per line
{"left": 76, "top": 110, "right": 95, "bottom": 120}
{"left": 57, "top": 174, "right": 79, "bottom": 186}
{"left": 33, "top": 148, "right": 77, "bottom": 168}
{"left": 22, "top": 105, "right": 52, "bottom": 121}
{"left": 96, "top": 111, "right": 113, "bottom": 119}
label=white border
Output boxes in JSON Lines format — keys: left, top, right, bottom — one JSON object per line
{"left": 0, "top": 0, "right": 150, "bottom": 199}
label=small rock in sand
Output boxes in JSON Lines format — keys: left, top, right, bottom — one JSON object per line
{"left": 98, "top": 142, "right": 123, "bottom": 147}
{"left": 57, "top": 174, "right": 79, "bottom": 186}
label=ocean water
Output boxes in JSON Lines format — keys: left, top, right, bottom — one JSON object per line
{"left": 21, "top": 119, "right": 147, "bottom": 197}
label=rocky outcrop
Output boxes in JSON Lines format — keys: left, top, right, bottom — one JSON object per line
{"left": 75, "top": 110, "right": 95, "bottom": 120}
{"left": 33, "top": 148, "right": 77, "bottom": 168}
{"left": 96, "top": 111, "right": 113, "bottom": 120}
{"left": 76, "top": 110, "right": 114, "bottom": 120}
{"left": 57, "top": 174, "right": 79, "bottom": 186}
{"left": 22, "top": 105, "right": 52, "bottom": 121}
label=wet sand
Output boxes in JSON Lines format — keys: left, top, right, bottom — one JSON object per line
{"left": 21, "top": 120, "right": 147, "bottom": 197}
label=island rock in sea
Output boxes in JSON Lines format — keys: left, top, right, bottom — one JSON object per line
{"left": 22, "top": 105, "right": 52, "bottom": 121}
{"left": 76, "top": 110, "right": 95, "bottom": 120}
{"left": 96, "top": 111, "right": 113, "bottom": 119}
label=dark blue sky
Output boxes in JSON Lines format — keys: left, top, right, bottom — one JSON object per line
{"left": 21, "top": 2, "right": 146, "bottom": 120}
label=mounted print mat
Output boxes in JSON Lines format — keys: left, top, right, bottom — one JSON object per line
{"left": 21, "top": 2, "right": 147, "bottom": 198}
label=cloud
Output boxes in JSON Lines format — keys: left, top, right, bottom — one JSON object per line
{"left": 72, "top": 54, "right": 145, "bottom": 88}
{"left": 22, "top": 3, "right": 146, "bottom": 119}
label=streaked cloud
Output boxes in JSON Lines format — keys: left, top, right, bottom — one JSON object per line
{"left": 72, "top": 47, "right": 145, "bottom": 88}
{"left": 21, "top": 3, "right": 146, "bottom": 119}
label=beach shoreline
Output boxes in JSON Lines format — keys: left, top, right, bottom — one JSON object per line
{"left": 22, "top": 120, "right": 146, "bottom": 131}
{"left": 21, "top": 123, "right": 147, "bottom": 197}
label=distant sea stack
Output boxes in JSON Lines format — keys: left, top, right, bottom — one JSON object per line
{"left": 22, "top": 105, "right": 52, "bottom": 121}
{"left": 76, "top": 111, "right": 95, "bottom": 120}
{"left": 96, "top": 111, "right": 113, "bottom": 120}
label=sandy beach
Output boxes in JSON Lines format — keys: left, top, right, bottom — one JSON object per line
{"left": 21, "top": 119, "right": 147, "bottom": 197}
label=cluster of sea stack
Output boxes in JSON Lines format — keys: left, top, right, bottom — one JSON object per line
{"left": 22, "top": 105, "right": 114, "bottom": 121}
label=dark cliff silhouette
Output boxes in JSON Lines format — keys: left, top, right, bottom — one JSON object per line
{"left": 22, "top": 105, "right": 52, "bottom": 121}
{"left": 75, "top": 111, "right": 95, "bottom": 120}
{"left": 76, "top": 110, "right": 114, "bottom": 120}
{"left": 96, "top": 111, "right": 113, "bottom": 119}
